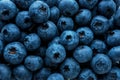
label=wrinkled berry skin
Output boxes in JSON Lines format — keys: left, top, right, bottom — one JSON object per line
{"left": 1, "top": 24, "right": 21, "bottom": 42}
{"left": 0, "top": 0, "right": 17, "bottom": 21}
{"left": 29, "top": 1, "right": 50, "bottom": 23}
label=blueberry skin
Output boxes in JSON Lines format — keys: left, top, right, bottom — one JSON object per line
{"left": 90, "top": 16, "right": 109, "bottom": 35}
{"left": 79, "top": 0, "right": 98, "bottom": 9}
{"left": 47, "top": 73, "right": 64, "bottom": 80}
{"left": 58, "top": 0, "right": 79, "bottom": 16}
{"left": 60, "top": 58, "right": 81, "bottom": 79}
{"left": 37, "top": 21, "right": 58, "bottom": 41}
{"left": 98, "top": 0, "right": 116, "bottom": 18}
{"left": 48, "top": 37, "right": 60, "bottom": 46}
{"left": 0, "top": 64, "right": 11, "bottom": 80}
{"left": 14, "top": 0, "right": 34, "bottom": 9}
{"left": 34, "top": 68, "right": 51, "bottom": 80}
{"left": 50, "top": 6, "right": 60, "bottom": 23}
{"left": 46, "top": 44, "right": 66, "bottom": 64}
{"left": 76, "top": 27, "right": 94, "bottom": 45}
{"left": 108, "top": 46, "right": 120, "bottom": 64}
{"left": 60, "top": 30, "right": 79, "bottom": 50}
{"left": 90, "top": 39, "right": 107, "bottom": 54}
{"left": 114, "top": 7, "right": 120, "bottom": 27}
{"left": 1, "top": 24, "right": 21, "bottom": 42}
{"left": 13, "top": 65, "right": 32, "bottom": 80}
{"left": 73, "top": 45, "right": 93, "bottom": 63}
{"left": 106, "top": 30, "right": 120, "bottom": 46}
{"left": 0, "top": 0, "right": 17, "bottom": 21}
{"left": 29, "top": 1, "right": 50, "bottom": 23}
{"left": 18, "top": 32, "right": 27, "bottom": 42}
{"left": 42, "top": 0, "right": 58, "bottom": 7}
{"left": 37, "top": 46, "right": 47, "bottom": 58}
{"left": 75, "top": 9, "right": 92, "bottom": 26}
{"left": 105, "top": 67, "right": 120, "bottom": 80}
{"left": 16, "top": 11, "right": 32, "bottom": 30}
{"left": 3, "top": 42, "right": 27, "bottom": 64}
{"left": 91, "top": 54, "right": 112, "bottom": 74}
{"left": 24, "top": 33, "right": 41, "bottom": 51}
{"left": 0, "top": 40, "right": 4, "bottom": 55}
{"left": 57, "top": 16, "right": 74, "bottom": 31}
{"left": 24, "top": 55, "right": 43, "bottom": 71}
{"left": 78, "top": 69, "right": 97, "bottom": 80}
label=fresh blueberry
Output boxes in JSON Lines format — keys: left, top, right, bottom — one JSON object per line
{"left": 42, "top": 0, "right": 58, "bottom": 7}
{"left": 23, "top": 33, "right": 41, "bottom": 51}
{"left": 90, "top": 39, "right": 107, "bottom": 54}
{"left": 0, "top": 0, "right": 17, "bottom": 21}
{"left": 73, "top": 45, "right": 93, "bottom": 63}
{"left": 114, "top": 7, "right": 120, "bottom": 27}
{"left": 58, "top": 0, "right": 79, "bottom": 16}
{"left": 24, "top": 55, "right": 43, "bottom": 71}
{"left": 37, "top": 21, "right": 58, "bottom": 41}
{"left": 75, "top": 9, "right": 92, "bottom": 26}
{"left": 91, "top": 54, "right": 112, "bottom": 74}
{"left": 78, "top": 69, "right": 97, "bottom": 80}
{"left": 34, "top": 68, "right": 51, "bottom": 80}
{"left": 1, "top": 24, "right": 21, "bottom": 42}
{"left": 0, "top": 64, "right": 11, "bottom": 80}
{"left": 76, "top": 27, "right": 94, "bottom": 45}
{"left": 19, "top": 32, "right": 27, "bottom": 42}
{"left": 48, "top": 37, "right": 60, "bottom": 46}
{"left": 108, "top": 46, "right": 120, "bottom": 64}
{"left": 16, "top": 11, "right": 32, "bottom": 30}
{"left": 60, "top": 30, "right": 79, "bottom": 50}
{"left": 104, "top": 67, "right": 120, "bottom": 80}
{"left": 106, "top": 30, "right": 120, "bottom": 46}
{"left": 36, "top": 46, "right": 47, "bottom": 58}
{"left": 29, "top": 1, "right": 50, "bottom": 23}
{"left": 57, "top": 16, "right": 74, "bottom": 31}
{"left": 46, "top": 44, "right": 66, "bottom": 64}
{"left": 98, "top": 0, "right": 116, "bottom": 18}
{"left": 13, "top": 65, "right": 32, "bottom": 80}
{"left": 60, "top": 58, "right": 81, "bottom": 79}
{"left": 3, "top": 42, "right": 27, "bottom": 64}
{"left": 14, "top": 0, "right": 34, "bottom": 10}
{"left": 90, "top": 16, "right": 109, "bottom": 35}
{"left": 47, "top": 73, "right": 64, "bottom": 80}
{"left": 50, "top": 6, "right": 60, "bottom": 23}
{"left": 79, "top": 0, "right": 98, "bottom": 9}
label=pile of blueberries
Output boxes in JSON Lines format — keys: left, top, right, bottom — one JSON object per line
{"left": 1, "top": 0, "right": 120, "bottom": 80}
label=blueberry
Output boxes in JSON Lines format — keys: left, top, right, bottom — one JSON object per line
{"left": 57, "top": 16, "right": 74, "bottom": 31}
{"left": 90, "top": 16, "right": 109, "bottom": 35}
{"left": 105, "top": 67, "right": 120, "bottom": 80}
{"left": 29, "top": 1, "right": 50, "bottom": 23}
{"left": 46, "top": 44, "right": 66, "bottom": 64}
{"left": 115, "top": 0, "right": 120, "bottom": 7}
{"left": 48, "top": 37, "right": 60, "bottom": 46}
{"left": 24, "top": 55, "right": 43, "bottom": 71}
{"left": 58, "top": 0, "right": 79, "bottom": 16}
{"left": 0, "top": 0, "right": 17, "bottom": 21}
{"left": 0, "top": 40, "right": 4, "bottom": 55}
{"left": 47, "top": 73, "right": 64, "bottom": 80}
{"left": 23, "top": 33, "right": 41, "bottom": 51}
{"left": 16, "top": 11, "right": 32, "bottom": 30}
{"left": 60, "top": 58, "right": 81, "bottom": 79}
{"left": 91, "top": 54, "right": 112, "bottom": 74}
{"left": 13, "top": 65, "right": 32, "bottom": 80}
{"left": 79, "top": 0, "right": 98, "bottom": 9}
{"left": 78, "top": 69, "right": 97, "bottom": 80}
{"left": 36, "top": 46, "right": 47, "bottom": 58}
{"left": 42, "top": 0, "right": 58, "bottom": 7}
{"left": 108, "top": 46, "right": 120, "bottom": 64}
{"left": 50, "top": 6, "right": 60, "bottom": 23}
{"left": 114, "top": 7, "right": 120, "bottom": 27}
{"left": 3, "top": 42, "right": 27, "bottom": 64}
{"left": 73, "top": 45, "right": 93, "bottom": 63}
{"left": 106, "top": 30, "right": 120, "bottom": 46}
{"left": 60, "top": 30, "right": 79, "bottom": 50}
{"left": 0, "top": 64, "right": 11, "bottom": 80}
{"left": 98, "top": 0, "right": 116, "bottom": 18}
{"left": 19, "top": 32, "right": 27, "bottom": 42}
{"left": 1, "top": 24, "right": 21, "bottom": 42}
{"left": 76, "top": 27, "right": 94, "bottom": 45}
{"left": 14, "top": 0, "right": 34, "bottom": 9}
{"left": 34, "top": 68, "right": 51, "bottom": 80}
{"left": 75, "top": 9, "right": 92, "bottom": 26}
{"left": 90, "top": 39, "right": 107, "bottom": 54}
{"left": 37, "top": 21, "right": 58, "bottom": 41}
